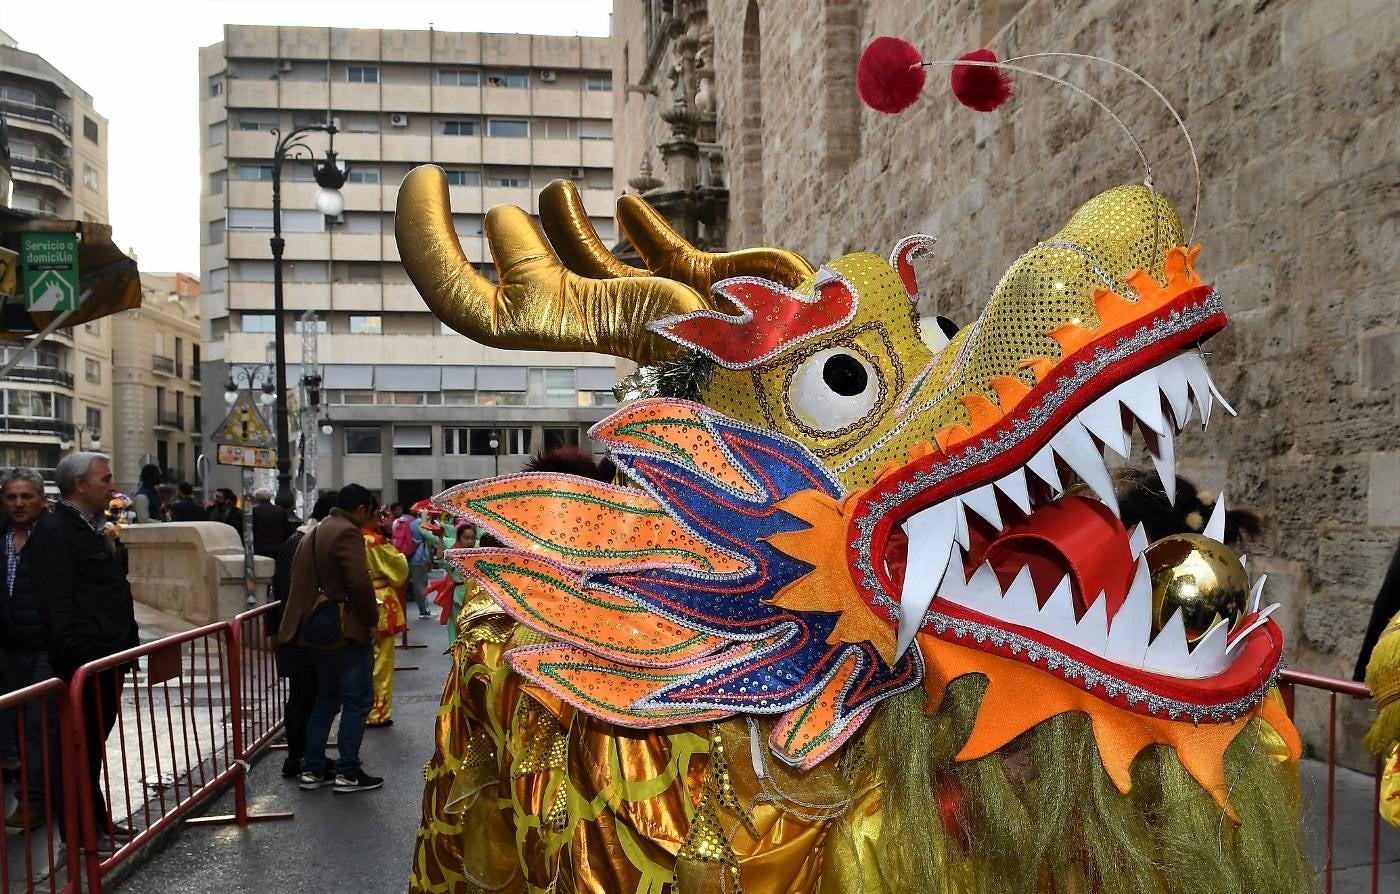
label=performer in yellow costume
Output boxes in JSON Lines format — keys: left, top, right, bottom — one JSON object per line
{"left": 398, "top": 40, "right": 1313, "bottom": 894}
{"left": 362, "top": 523, "right": 409, "bottom": 727}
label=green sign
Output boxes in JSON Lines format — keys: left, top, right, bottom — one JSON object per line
{"left": 21, "top": 233, "right": 79, "bottom": 312}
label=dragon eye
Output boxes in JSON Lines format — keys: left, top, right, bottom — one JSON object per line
{"left": 788, "top": 348, "right": 881, "bottom": 434}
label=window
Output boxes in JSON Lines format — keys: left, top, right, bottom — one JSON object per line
{"left": 346, "top": 167, "right": 379, "bottom": 184}
{"left": 208, "top": 74, "right": 224, "bottom": 97}
{"left": 579, "top": 119, "right": 613, "bottom": 141}
{"left": 280, "top": 210, "right": 325, "bottom": 233}
{"left": 334, "top": 261, "right": 381, "bottom": 282}
{"left": 543, "top": 427, "right": 581, "bottom": 450}
{"left": 487, "top": 119, "right": 529, "bottom": 138}
{"left": 343, "top": 113, "right": 379, "bottom": 133}
{"left": 444, "top": 427, "right": 531, "bottom": 456}
{"left": 208, "top": 219, "right": 225, "bottom": 243}
{"left": 538, "top": 118, "right": 577, "bottom": 140}
{"left": 192, "top": 345, "right": 201, "bottom": 380}
{"left": 209, "top": 170, "right": 225, "bottom": 194}
{"left": 208, "top": 123, "right": 225, "bottom": 146}
{"left": 441, "top": 119, "right": 477, "bottom": 136}
{"left": 241, "top": 313, "right": 276, "bottom": 333}
{"left": 438, "top": 69, "right": 480, "bottom": 86}
{"left": 286, "top": 260, "right": 328, "bottom": 282}
{"left": 85, "top": 357, "right": 100, "bottom": 383}
{"left": 393, "top": 426, "right": 432, "bottom": 456}
{"left": 228, "top": 207, "right": 273, "bottom": 230}
{"left": 349, "top": 315, "right": 382, "bottom": 334}
{"left": 485, "top": 73, "right": 528, "bottom": 88}
{"left": 237, "top": 163, "right": 274, "bottom": 181}
{"left": 344, "top": 427, "right": 382, "bottom": 455}
{"left": 578, "top": 390, "right": 618, "bottom": 408}
{"left": 83, "top": 165, "right": 99, "bottom": 191}
{"left": 83, "top": 116, "right": 100, "bottom": 142}
{"left": 444, "top": 169, "right": 480, "bottom": 186}
{"left": 86, "top": 406, "right": 101, "bottom": 431}
{"left": 295, "top": 317, "right": 327, "bottom": 334}
{"left": 528, "top": 367, "right": 576, "bottom": 407}
{"left": 233, "top": 260, "right": 274, "bottom": 282}
{"left": 347, "top": 65, "right": 379, "bottom": 83}
{"left": 585, "top": 73, "right": 612, "bottom": 92}
{"left": 236, "top": 112, "right": 278, "bottom": 131}
{"left": 343, "top": 212, "right": 384, "bottom": 234}
{"left": 335, "top": 390, "right": 375, "bottom": 405}
{"left": 488, "top": 174, "right": 528, "bottom": 189}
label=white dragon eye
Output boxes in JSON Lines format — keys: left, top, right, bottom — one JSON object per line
{"left": 788, "top": 348, "right": 881, "bottom": 434}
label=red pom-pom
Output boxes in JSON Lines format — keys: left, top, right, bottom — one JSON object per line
{"left": 950, "top": 49, "right": 1013, "bottom": 112}
{"left": 857, "top": 37, "right": 926, "bottom": 115}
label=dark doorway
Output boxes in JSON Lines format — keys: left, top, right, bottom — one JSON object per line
{"left": 395, "top": 478, "right": 434, "bottom": 507}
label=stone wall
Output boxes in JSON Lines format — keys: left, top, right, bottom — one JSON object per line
{"left": 614, "top": 0, "right": 1399, "bottom": 763}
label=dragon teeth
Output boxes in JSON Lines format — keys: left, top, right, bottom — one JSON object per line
{"left": 1228, "top": 603, "right": 1280, "bottom": 655}
{"left": 1190, "top": 617, "right": 1231, "bottom": 676}
{"left": 1127, "top": 523, "right": 1149, "bottom": 559}
{"left": 1078, "top": 395, "right": 1133, "bottom": 459}
{"left": 1026, "top": 444, "right": 1064, "bottom": 495}
{"left": 896, "top": 501, "right": 959, "bottom": 657}
{"left": 1203, "top": 489, "right": 1227, "bottom": 541}
{"left": 1104, "top": 556, "right": 1153, "bottom": 666}
{"left": 960, "top": 483, "right": 1003, "bottom": 530}
{"left": 1144, "top": 413, "right": 1177, "bottom": 504}
{"left": 1049, "top": 420, "right": 1119, "bottom": 516}
{"left": 995, "top": 467, "right": 1033, "bottom": 515}
{"left": 1249, "top": 573, "right": 1267, "bottom": 614}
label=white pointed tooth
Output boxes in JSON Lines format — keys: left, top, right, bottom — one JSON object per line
{"left": 1180, "top": 353, "right": 1215, "bottom": 429}
{"left": 960, "top": 483, "right": 1003, "bottom": 531}
{"left": 1158, "top": 358, "right": 1194, "bottom": 430}
{"left": 1026, "top": 444, "right": 1064, "bottom": 495}
{"left": 962, "top": 561, "right": 1005, "bottom": 618}
{"left": 1127, "top": 523, "right": 1149, "bottom": 559}
{"left": 1208, "top": 375, "right": 1237, "bottom": 417}
{"left": 1079, "top": 395, "right": 1132, "bottom": 459}
{"left": 1000, "top": 565, "right": 1041, "bottom": 628}
{"left": 995, "top": 467, "right": 1033, "bottom": 515}
{"left": 896, "top": 502, "right": 958, "bottom": 657}
{"left": 1240, "top": 554, "right": 1247, "bottom": 572}
{"left": 1050, "top": 420, "right": 1119, "bottom": 516}
{"left": 1116, "top": 372, "right": 1167, "bottom": 436}
{"left": 1189, "top": 617, "right": 1231, "bottom": 676}
{"left": 1039, "top": 575, "right": 1080, "bottom": 643}
{"left": 1144, "top": 414, "right": 1177, "bottom": 505}
{"left": 953, "top": 502, "right": 971, "bottom": 551}
{"left": 1248, "top": 573, "right": 1268, "bottom": 614}
{"left": 1227, "top": 603, "right": 1280, "bottom": 655}
{"left": 1203, "top": 489, "right": 1227, "bottom": 541}
{"left": 1069, "top": 591, "right": 1109, "bottom": 655}
{"left": 1106, "top": 557, "right": 1153, "bottom": 666}
{"left": 1143, "top": 608, "right": 1194, "bottom": 675}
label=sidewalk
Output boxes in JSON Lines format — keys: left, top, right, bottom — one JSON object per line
{"left": 112, "top": 617, "right": 450, "bottom": 894}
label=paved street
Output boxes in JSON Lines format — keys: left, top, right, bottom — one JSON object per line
{"left": 111, "top": 617, "right": 450, "bottom": 894}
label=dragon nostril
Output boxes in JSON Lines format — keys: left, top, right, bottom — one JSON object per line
{"left": 823, "top": 354, "right": 869, "bottom": 396}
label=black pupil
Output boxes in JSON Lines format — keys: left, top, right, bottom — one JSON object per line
{"left": 822, "top": 354, "right": 868, "bottom": 396}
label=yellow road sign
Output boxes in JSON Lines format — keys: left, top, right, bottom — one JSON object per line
{"left": 212, "top": 394, "right": 274, "bottom": 448}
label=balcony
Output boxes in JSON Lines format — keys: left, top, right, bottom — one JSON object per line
{"left": 4, "top": 366, "right": 73, "bottom": 388}
{"left": 155, "top": 411, "right": 185, "bottom": 430}
{"left": 152, "top": 354, "right": 176, "bottom": 375}
{"left": 0, "top": 98, "right": 72, "bottom": 136}
{"left": 10, "top": 155, "right": 72, "bottom": 189}
{"left": 0, "top": 417, "right": 67, "bottom": 437}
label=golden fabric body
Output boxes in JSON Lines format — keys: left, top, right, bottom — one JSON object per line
{"left": 363, "top": 528, "right": 408, "bottom": 726}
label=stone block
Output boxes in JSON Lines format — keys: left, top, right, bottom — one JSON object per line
{"left": 1359, "top": 328, "right": 1400, "bottom": 395}
{"left": 122, "top": 522, "right": 274, "bottom": 625}
{"left": 1370, "top": 452, "right": 1400, "bottom": 528}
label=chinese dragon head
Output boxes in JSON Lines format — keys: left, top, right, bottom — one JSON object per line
{"left": 398, "top": 170, "right": 1312, "bottom": 893}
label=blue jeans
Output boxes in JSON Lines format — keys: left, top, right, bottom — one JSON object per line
{"left": 302, "top": 642, "right": 373, "bottom": 777}
{"left": 409, "top": 561, "right": 431, "bottom": 615}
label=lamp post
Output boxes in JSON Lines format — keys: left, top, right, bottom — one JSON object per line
{"left": 489, "top": 431, "right": 500, "bottom": 478}
{"left": 58, "top": 423, "right": 101, "bottom": 452}
{"left": 269, "top": 120, "right": 348, "bottom": 512}
{"left": 225, "top": 362, "right": 278, "bottom": 607}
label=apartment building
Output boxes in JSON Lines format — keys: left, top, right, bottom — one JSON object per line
{"left": 198, "top": 26, "right": 620, "bottom": 506}
{"left": 109, "top": 272, "right": 202, "bottom": 492}
{"left": 0, "top": 28, "right": 113, "bottom": 487}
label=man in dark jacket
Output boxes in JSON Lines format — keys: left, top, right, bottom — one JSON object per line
{"left": 207, "top": 487, "right": 242, "bottom": 533}
{"left": 276, "top": 484, "right": 382, "bottom": 793}
{"left": 28, "top": 452, "right": 140, "bottom": 837}
{"left": 167, "top": 481, "right": 205, "bottom": 522}
{"left": 251, "top": 488, "right": 296, "bottom": 559}
{"left": 0, "top": 467, "right": 55, "bottom": 829}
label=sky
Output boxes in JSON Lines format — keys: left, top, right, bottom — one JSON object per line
{"left": 0, "top": 0, "right": 613, "bottom": 274}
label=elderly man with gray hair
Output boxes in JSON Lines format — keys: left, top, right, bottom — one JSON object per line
{"left": 26, "top": 452, "right": 139, "bottom": 841}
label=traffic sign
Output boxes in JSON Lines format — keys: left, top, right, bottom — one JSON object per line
{"left": 212, "top": 394, "right": 275, "bottom": 448}
{"left": 216, "top": 444, "right": 277, "bottom": 468}
{"left": 0, "top": 246, "right": 18, "bottom": 297}
{"left": 21, "top": 233, "right": 79, "bottom": 312}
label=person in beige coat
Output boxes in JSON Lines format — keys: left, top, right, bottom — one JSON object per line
{"left": 276, "top": 484, "right": 383, "bottom": 793}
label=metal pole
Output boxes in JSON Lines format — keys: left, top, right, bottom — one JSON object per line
{"left": 269, "top": 142, "right": 293, "bottom": 513}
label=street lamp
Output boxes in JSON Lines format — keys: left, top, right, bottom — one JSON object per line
{"left": 269, "top": 119, "right": 347, "bottom": 512}
{"left": 489, "top": 431, "right": 500, "bottom": 478}
{"left": 224, "top": 363, "right": 277, "bottom": 407}
{"left": 59, "top": 422, "right": 101, "bottom": 452}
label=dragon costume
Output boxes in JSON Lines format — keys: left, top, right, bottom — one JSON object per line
{"left": 394, "top": 48, "right": 1313, "bottom": 894}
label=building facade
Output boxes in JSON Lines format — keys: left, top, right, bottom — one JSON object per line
{"left": 0, "top": 28, "right": 113, "bottom": 486}
{"left": 110, "top": 272, "right": 202, "bottom": 492}
{"left": 198, "top": 26, "right": 620, "bottom": 507}
{"left": 611, "top": 0, "right": 1399, "bottom": 762}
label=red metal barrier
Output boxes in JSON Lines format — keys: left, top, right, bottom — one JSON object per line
{"left": 0, "top": 677, "right": 80, "bottom": 893}
{"left": 229, "top": 603, "right": 286, "bottom": 757}
{"left": 1278, "top": 668, "right": 1384, "bottom": 894}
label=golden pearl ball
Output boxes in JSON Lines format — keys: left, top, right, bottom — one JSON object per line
{"left": 1144, "top": 533, "right": 1250, "bottom": 641}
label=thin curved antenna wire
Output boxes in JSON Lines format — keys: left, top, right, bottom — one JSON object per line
{"left": 1006, "top": 52, "right": 1201, "bottom": 245}
{"left": 920, "top": 57, "right": 1163, "bottom": 268}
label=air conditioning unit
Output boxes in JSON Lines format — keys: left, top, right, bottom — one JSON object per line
{"left": 567, "top": 167, "right": 585, "bottom": 179}
{"left": 539, "top": 70, "right": 557, "bottom": 82}
{"left": 277, "top": 60, "right": 294, "bottom": 73}
{"left": 390, "top": 113, "right": 409, "bottom": 127}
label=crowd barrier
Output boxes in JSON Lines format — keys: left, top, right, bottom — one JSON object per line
{"left": 1279, "top": 668, "right": 1386, "bottom": 894}
{"left": 0, "top": 610, "right": 1390, "bottom": 893}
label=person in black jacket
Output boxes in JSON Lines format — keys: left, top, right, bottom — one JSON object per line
{"left": 27, "top": 452, "right": 140, "bottom": 839}
{"left": 251, "top": 488, "right": 296, "bottom": 560}
{"left": 269, "top": 491, "right": 336, "bottom": 779}
{"left": 167, "top": 481, "right": 204, "bottom": 522}
{"left": 0, "top": 467, "right": 56, "bottom": 829}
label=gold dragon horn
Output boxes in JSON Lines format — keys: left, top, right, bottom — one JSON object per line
{"left": 538, "top": 179, "right": 649, "bottom": 280}
{"left": 395, "top": 165, "right": 708, "bottom": 366}
{"left": 616, "top": 194, "right": 817, "bottom": 294}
